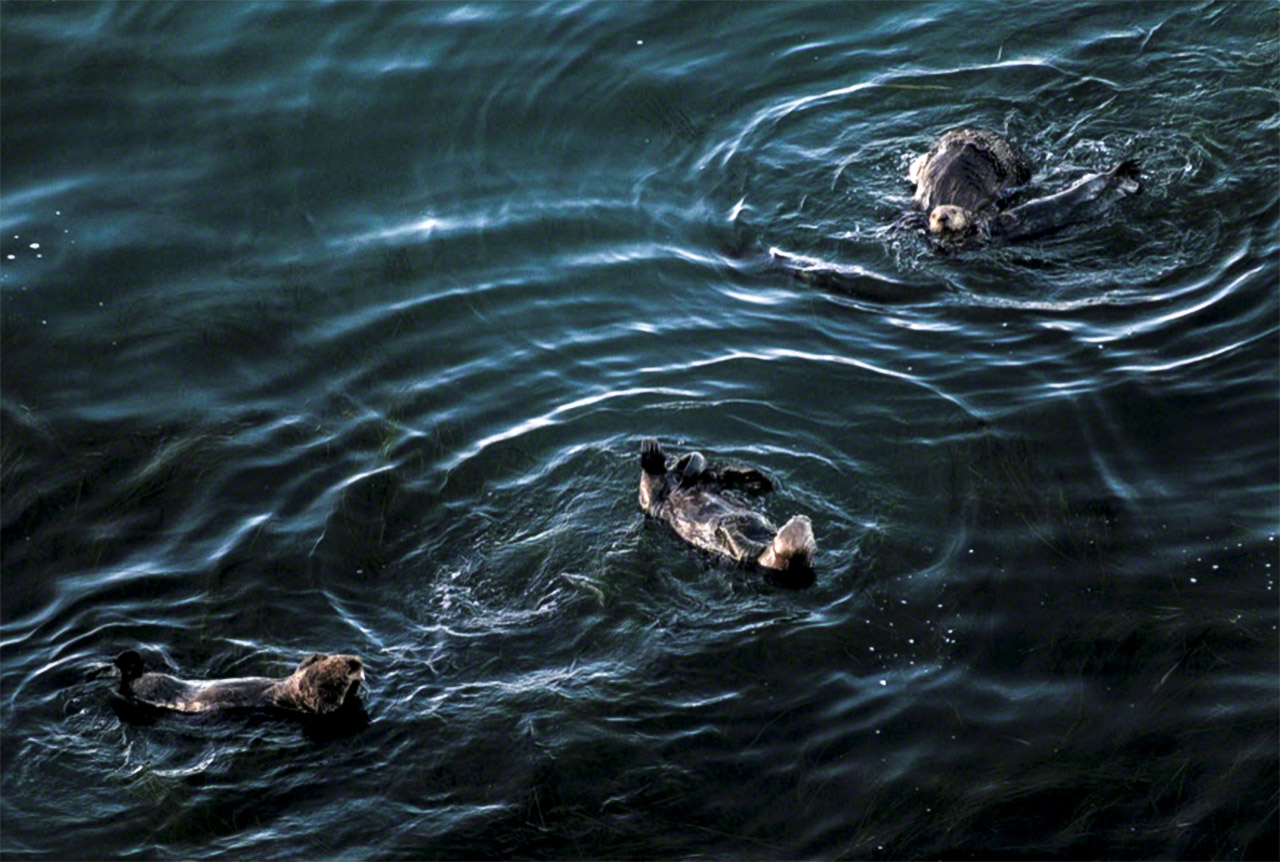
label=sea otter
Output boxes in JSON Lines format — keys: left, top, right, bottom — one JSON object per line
{"left": 909, "top": 127, "right": 1141, "bottom": 243}
{"left": 638, "top": 439, "right": 815, "bottom": 575}
{"left": 111, "top": 651, "right": 364, "bottom": 715}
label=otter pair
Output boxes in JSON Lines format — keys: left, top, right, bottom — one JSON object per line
{"left": 908, "top": 127, "right": 1141, "bottom": 243}
{"left": 638, "top": 438, "right": 816, "bottom": 577}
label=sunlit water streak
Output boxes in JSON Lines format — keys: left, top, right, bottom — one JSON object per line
{"left": 2, "top": 1, "right": 1276, "bottom": 859}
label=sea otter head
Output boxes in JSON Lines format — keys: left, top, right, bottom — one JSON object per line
{"left": 289, "top": 653, "right": 364, "bottom": 714}
{"left": 928, "top": 205, "right": 974, "bottom": 238}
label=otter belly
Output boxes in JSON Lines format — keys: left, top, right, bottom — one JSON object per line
{"left": 662, "top": 488, "right": 776, "bottom": 563}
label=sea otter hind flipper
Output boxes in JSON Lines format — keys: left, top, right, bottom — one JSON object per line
{"left": 640, "top": 438, "right": 667, "bottom": 475}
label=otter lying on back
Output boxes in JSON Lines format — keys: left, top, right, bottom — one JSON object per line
{"left": 638, "top": 439, "right": 815, "bottom": 575}
{"left": 112, "top": 651, "right": 364, "bottom": 715}
{"left": 909, "top": 127, "right": 1141, "bottom": 243}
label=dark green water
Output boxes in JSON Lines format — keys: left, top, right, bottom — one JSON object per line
{"left": 2, "top": 1, "right": 1276, "bottom": 858}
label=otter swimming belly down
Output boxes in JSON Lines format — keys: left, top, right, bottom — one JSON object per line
{"left": 110, "top": 651, "right": 365, "bottom": 715}
{"left": 638, "top": 439, "right": 815, "bottom": 576}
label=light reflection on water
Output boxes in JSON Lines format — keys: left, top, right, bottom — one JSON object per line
{"left": 1, "top": 0, "right": 1276, "bottom": 859}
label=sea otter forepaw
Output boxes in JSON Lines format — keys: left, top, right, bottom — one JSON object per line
{"left": 640, "top": 438, "right": 667, "bottom": 475}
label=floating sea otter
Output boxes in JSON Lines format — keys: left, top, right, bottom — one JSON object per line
{"left": 908, "top": 127, "right": 1141, "bottom": 243}
{"left": 638, "top": 439, "right": 815, "bottom": 577}
{"left": 110, "top": 650, "right": 365, "bottom": 715}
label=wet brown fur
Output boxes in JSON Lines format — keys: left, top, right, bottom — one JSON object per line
{"left": 909, "top": 129, "right": 1141, "bottom": 243}
{"left": 114, "top": 651, "right": 364, "bottom": 715}
{"left": 910, "top": 127, "right": 1031, "bottom": 215}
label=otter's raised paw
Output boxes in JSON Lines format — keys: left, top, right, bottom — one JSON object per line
{"left": 640, "top": 438, "right": 667, "bottom": 475}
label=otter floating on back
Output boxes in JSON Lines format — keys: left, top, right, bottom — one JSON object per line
{"left": 638, "top": 439, "right": 815, "bottom": 576}
{"left": 908, "top": 127, "right": 1141, "bottom": 243}
{"left": 112, "top": 651, "right": 364, "bottom": 715}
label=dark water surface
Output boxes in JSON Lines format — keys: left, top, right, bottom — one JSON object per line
{"left": 2, "top": 2, "right": 1277, "bottom": 858}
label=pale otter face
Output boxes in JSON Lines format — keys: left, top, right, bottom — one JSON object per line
{"left": 928, "top": 205, "right": 972, "bottom": 236}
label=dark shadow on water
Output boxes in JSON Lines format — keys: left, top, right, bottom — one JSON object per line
{"left": 762, "top": 564, "right": 815, "bottom": 590}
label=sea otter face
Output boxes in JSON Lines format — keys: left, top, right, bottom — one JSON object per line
{"left": 928, "top": 205, "right": 972, "bottom": 237}
{"left": 293, "top": 654, "right": 364, "bottom": 713}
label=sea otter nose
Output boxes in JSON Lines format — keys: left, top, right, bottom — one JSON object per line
{"left": 347, "top": 657, "right": 363, "bottom": 675}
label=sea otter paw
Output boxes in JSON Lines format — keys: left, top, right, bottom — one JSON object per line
{"left": 640, "top": 438, "right": 667, "bottom": 475}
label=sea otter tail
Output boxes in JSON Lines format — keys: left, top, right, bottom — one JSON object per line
{"left": 758, "top": 515, "right": 815, "bottom": 572}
